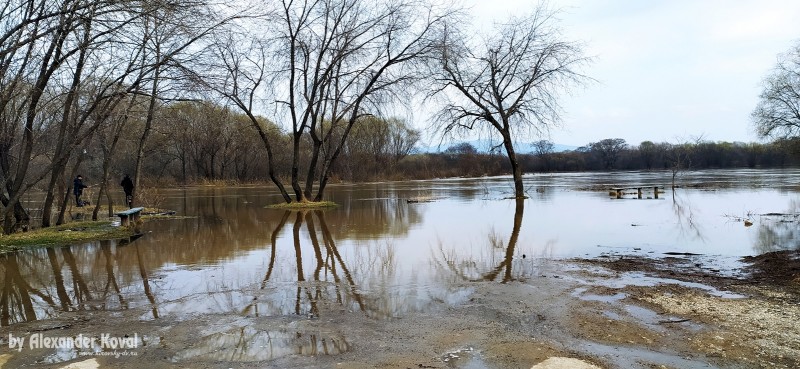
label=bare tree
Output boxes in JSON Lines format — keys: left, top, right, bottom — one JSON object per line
{"left": 589, "top": 138, "right": 627, "bottom": 170}
{"left": 205, "top": 35, "right": 294, "bottom": 203}
{"left": 129, "top": 1, "right": 237, "bottom": 208}
{"left": 342, "top": 116, "right": 420, "bottom": 180}
{"left": 753, "top": 41, "right": 800, "bottom": 140}
{"left": 638, "top": 140, "right": 660, "bottom": 170}
{"left": 532, "top": 139, "right": 554, "bottom": 171}
{"left": 429, "top": 4, "right": 590, "bottom": 198}
{"left": 0, "top": 0, "right": 239, "bottom": 232}
{"left": 213, "top": 0, "right": 451, "bottom": 203}
{"left": 665, "top": 136, "right": 703, "bottom": 188}
{"left": 0, "top": 0, "right": 148, "bottom": 232}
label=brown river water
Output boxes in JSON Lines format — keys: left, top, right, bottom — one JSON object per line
{"left": 0, "top": 169, "right": 798, "bottom": 367}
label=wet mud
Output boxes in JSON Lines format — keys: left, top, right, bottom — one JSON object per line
{"left": 2, "top": 252, "right": 798, "bottom": 369}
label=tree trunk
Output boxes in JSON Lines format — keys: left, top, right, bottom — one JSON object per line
{"left": 133, "top": 58, "right": 160, "bottom": 208}
{"left": 502, "top": 198, "right": 525, "bottom": 283}
{"left": 501, "top": 130, "right": 524, "bottom": 198}
{"left": 4, "top": 21, "right": 68, "bottom": 234}
{"left": 94, "top": 144, "right": 114, "bottom": 221}
{"left": 0, "top": 193, "right": 30, "bottom": 233}
{"left": 290, "top": 132, "right": 304, "bottom": 202}
{"left": 56, "top": 154, "right": 87, "bottom": 225}
{"left": 304, "top": 140, "right": 323, "bottom": 199}
{"left": 245, "top": 112, "right": 291, "bottom": 203}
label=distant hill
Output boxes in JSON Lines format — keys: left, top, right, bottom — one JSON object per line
{"left": 414, "top": 139, "right": 578, "bottom": 154}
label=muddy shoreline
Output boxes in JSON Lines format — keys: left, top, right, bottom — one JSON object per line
{"left": 1, "top": 251, "right": 798, "bottom": 369}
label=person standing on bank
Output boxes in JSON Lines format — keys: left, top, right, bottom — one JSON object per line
{"left": 73, "top": 175, "right": 88, "bottom": 207}
{"left": 121, "top": 174, "right": 134, "bottom": 208}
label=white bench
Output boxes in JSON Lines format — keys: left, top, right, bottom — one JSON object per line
{"left": 116, "top": 207, "right": 144, "bottom": 226}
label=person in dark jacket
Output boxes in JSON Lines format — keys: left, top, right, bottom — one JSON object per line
{"left": 121, "top": 174, "right": 134, "bottom": 208}
{"left": 73, "top": 175, "right": 88, "bottom": 207}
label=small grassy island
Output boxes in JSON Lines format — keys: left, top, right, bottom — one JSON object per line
{"left": 0, "top": 221, "right": 133, "bottom": 253}
{"left": 0, "top": 207, "right": 183, "bottom": 253}
{"left": 266, "top": 201, "right": 338, "bottom": 210}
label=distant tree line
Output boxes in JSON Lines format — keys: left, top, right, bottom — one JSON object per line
{"left": 1, "top": 0, "right": 798, "bottom": 234}
{"left": 84, "top": 115, "right": 800, "bottom": 184}
{"left": 524, "top": 138, "right": 800, "bottom": 173}
{"left": 394, "top": 138, "right": 800, "bottom": 179}
{"left": 1, "top": 0, "right": 583, "bottom": 233}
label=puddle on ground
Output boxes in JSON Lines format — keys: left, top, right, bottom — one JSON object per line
{"left": 17, "top": 334, "right": 152, "bottom": 365}
{"left": 442, "top": 347, "right": 491, "bottom": 369}
{"left": 571, "top": 287, "right": 626, "bottom": 303}
{"left": 573, "top": 339, "right": 723, "bottom": 368}
{"left": 593, "top": 253, "right": 749, "bottom": 279}
{"left": 572, "top": 285, "right": 706, "bottom": 332}
{"left": 573, "top": 271, "right": 746, "bottom": 299}
{"left": 172, "top": 326, "right": 349, "bottom": 362}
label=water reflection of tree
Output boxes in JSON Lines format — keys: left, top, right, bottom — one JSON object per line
{"left": 255, "top": 210, "right": 373, "bottom": 318}
{"left": 173, "top": 326, "right": 349, "bottom": 362}
{"left": 670, "top": 189, "right": 706, "bottom": 242}
{"left": 436, "top": 198, "right": 525, "bottom": 283}
{"left": 0, "top": 238, "right": 159, "bottom": 326}
{"left": 1, "top": 253, "right": 56, "bottom": 325}
{"left": 754, "top": 199, "right": 800, "bottom": 254}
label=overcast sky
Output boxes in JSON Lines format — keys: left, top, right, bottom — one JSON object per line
{"left": 451, "top": 0, "right": 800, "bottom": 148}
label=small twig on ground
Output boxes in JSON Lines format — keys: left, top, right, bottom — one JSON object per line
{"left": 658, "top": 318, "right": 691, "bottom": 324}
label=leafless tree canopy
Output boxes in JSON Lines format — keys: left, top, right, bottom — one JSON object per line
{"left": 432, "top": 7, "right": 589, "bottom": 133}
{"left": 0, "top": 0, "right": 597, "bottom": 231}
{"left": 0, "top": 0, "right": 234, "bottom": 233}
{"left": 753, "top": 42, "right": 800, "bottom": 140}
{"left": 208, "top": 0, "right": 452, "bottom": 202}
{"left": 428, "top": 4, "right": 591, "bottom": 197}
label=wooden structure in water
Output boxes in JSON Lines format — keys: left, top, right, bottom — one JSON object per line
{"left": 115, "top": 207, "right": 144, "bottom": 226}
{"left": 610, "top": 186, "right": 662, "bottom": 199}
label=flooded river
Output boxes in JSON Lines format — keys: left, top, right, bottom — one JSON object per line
{"left": 1, "top": 169, "right": 799, "bottom": 366}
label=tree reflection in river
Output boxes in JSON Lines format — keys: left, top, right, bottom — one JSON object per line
{"left": 3, "top": 171, "right": 800, "bottom": 328}
{"left": 0, "top": 240, "right": 160, "bottom": 326}
{"left": 754, "top": 199, "right": 800, "bottom": 254}
{"left": 252, "top": 210, "right": 388, "bottom": 318}
{"left": 435, "top": 198, "right": 530, "bottom": 283}
{"left": 670, "top": 188, "right": 706, "bottom": 243}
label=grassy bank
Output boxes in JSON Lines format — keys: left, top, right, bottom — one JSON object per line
{"left": 266, "top": 200, "right": 338, "bottom": 209}
{"left": 0, "top": 221, "right": 135, "bottom": 253}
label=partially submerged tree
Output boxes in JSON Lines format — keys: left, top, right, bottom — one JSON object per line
{"left": 429, "top": 4, "right": 590, "bottom": 198}
{"left": 0, "top": 0, "right": 148, "bottom": 232}
{"left": 753, "top": 41, "right": 800, "bottom": 140}
{"left": 213, "top": 0, "right": 451, "bottom": 204}
{"left": 0, "top": 0, "right": 237, "bottom": 232}
{"left": 665, "top": 136, "right": 702, "bottom": 188}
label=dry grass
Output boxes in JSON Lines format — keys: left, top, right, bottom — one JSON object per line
{"left": 266, "top": 200, "right": 338, "bottom": 209}
{"left": 406, "top": 195, "right": 435, "bottom": 203}
{"left": 0, "top": 220, "right": 134, "bottom": 252}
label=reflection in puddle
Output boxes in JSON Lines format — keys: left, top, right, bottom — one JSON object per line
{"left": 442, "top": 346, "right": 490, "bottom": 368}
{"left": 172, "top": 326, "right": 349, "bottom": 362}
{"left": 574, "top": 340, "right": 717, "bottom": 368}
{"left": 30, "top": 335, "right": 149, "bottom": 364}
{"left": 0, "top": 239, "right": 159, "bottom": 326}
{"left": 572, "top": 271, "right": 746, "bottom": 300}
